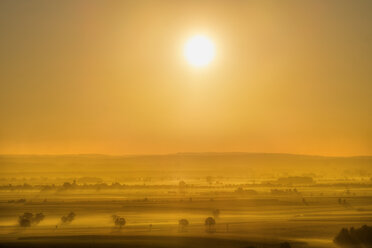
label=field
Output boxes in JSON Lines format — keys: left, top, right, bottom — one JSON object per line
{"left": 0, "top": 154, "right": 371, "bottom": 248}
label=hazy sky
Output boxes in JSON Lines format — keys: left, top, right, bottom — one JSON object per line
{"left": 0, "top": 0, "right": 371, "bottom": 156}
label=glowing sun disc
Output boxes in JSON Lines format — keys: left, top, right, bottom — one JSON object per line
{"left": 184, "top": 35, "right": 215, "bottom": 67}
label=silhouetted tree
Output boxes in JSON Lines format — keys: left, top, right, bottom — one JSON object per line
{"left": 212, "top": 209, "right": 220, "bottom": 219}
{"left": 34, "top": 213, "right": 45, "bottom": 224}
{"left": 179, "top": 181, "right": 186, "bottom": 188}
{"left": 61, "top": 212, "right": 76, "bottom": 224}
{"left": 179, "top": 181, "right": 187, "bottom": 194}
{"left": 18, "top": 213, "right": 32, "bottom": 227}
{"left": 62, "top": 182, "right": 72, "bottom": 190}
{"left": 334, "top": 225, "right": 372, "bottom": 247}
{"left": 112, "top": 215, "right": 126, "bottom": 229}
{"left": 205, "top": 217, "right": 216, "bottom": 233}
{"left": 9, "top": 199, "right": 26, "bottom": 204}
{"left": 334, "top": 228, "right": 357, "bottom": 246}
{"left": 178, "top": 219, "right": 189, "bottom": 232}
{"left": 280, "top": 242, "right": 291, "bottom": 248}
{"left": 206, "top": 176, "right": 213, "bottom": 185}
{"left": 18, "top": 212, "right": 45, "bottom": 227}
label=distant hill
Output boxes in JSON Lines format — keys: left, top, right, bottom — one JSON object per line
{"left": 0, "top": 153, "right": 371, "bottom": 177}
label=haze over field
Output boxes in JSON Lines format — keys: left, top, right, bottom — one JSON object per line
{"left": 1, "top": 153, "right": 372, "bottom": 248}
{"left": 1, "top": 153, "right": 372, "bottom": 178}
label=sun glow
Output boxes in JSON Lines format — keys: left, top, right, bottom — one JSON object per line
{"left": 184, "top": 35, "right": 215, "bottom": 67}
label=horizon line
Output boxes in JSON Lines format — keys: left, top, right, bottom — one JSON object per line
{"left": 0, "top": 151, "right": 371, "bottom": 158}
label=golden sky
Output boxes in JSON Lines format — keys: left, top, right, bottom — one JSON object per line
{"left": 0, "top": 0, "right": 371, "bottom": 156}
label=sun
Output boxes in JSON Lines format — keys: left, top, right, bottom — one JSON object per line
{"left": 184, "top": 35, "right": 215, "bottom": 67}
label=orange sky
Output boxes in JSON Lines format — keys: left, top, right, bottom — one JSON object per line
{"left": 0, "top": 0, "right": 371, "bottom": 156}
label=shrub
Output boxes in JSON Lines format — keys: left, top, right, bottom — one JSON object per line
{"left": 334, "top": 225, "right": 372, "bottom": 247}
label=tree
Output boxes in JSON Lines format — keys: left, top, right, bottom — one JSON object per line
{"left": 33, "top": 213, "right": 45, "bottom": 224}
{"left": 179, "top": 181, "right": 187, "bottom": 194}
{"left": 334, "top": 228, "right": 357, "bottom": 246}
{"left": 112, "top": 215, "right": 126, "bottom": 229}
{"left": 178, "top": 219, "right": 189, "bottom": 232}
{"left": 61, "top": 212, "right": 76, "bottom": 224}
{"left": 18, "top": 213, "right": 32, "bottom": 227}
{"left": 212, "top": 209, "right": 220, "bottom": 219}
{"left": 18, "top": 212, "right": 45, "bottom": 227}
{"left": 334, "top": 225, "right": 372, "bottom": 247}
{"left": 179, "top": 181, "right": 187, "bottom": 188}
{"left": 205, "top": 217, "right": 216, "bottom": 233}
{"left": 206, "top": 176, "right": 213, "bottom": 185}
{"left": 280, "top": 242, "right": 291, "bottom": 248}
